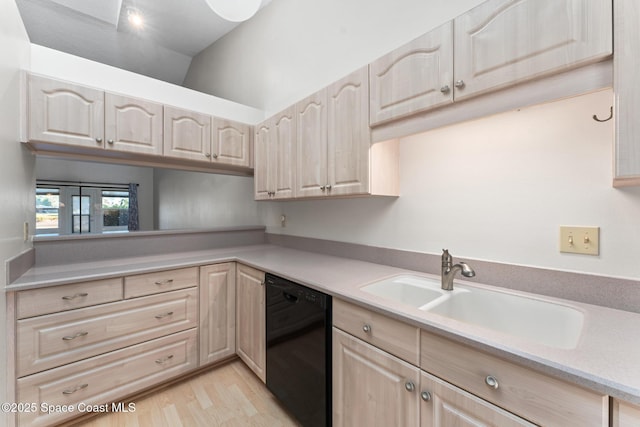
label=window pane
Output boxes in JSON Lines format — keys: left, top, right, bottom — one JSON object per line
{"left": 72, "top": 195, "right": 91, "bottom": 233}
{"left": 102, "top": 190, "right": 129, "bottom": 231}
{"left": 36, "top": 188, "right": 59, "bottom": 231}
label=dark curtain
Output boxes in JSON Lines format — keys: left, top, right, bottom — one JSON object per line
{"left": 128, "top": 183, "right": 139, "bottom": 231}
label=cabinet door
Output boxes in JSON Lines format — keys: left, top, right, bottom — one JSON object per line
{"left": 212, "top": 118, "right": 252, "bottom": 168}
{"left": 104, "top": 93, "right": 163, "bottom": 155}
{"left": 369, "top": 22, "right": 454, "bottom": 125}
{"left": 272, "top": 107, "right": 297, "bottom": 199}
{"left": 200, "top": 263, "right": 236, "bottom": 366}
{"left": 296, "top": 90, "right": 328, "bottom": 198}
{"left": 254, "top": 119, "right": 273, "bottom": 200}
{"left": 454, "top": 0, "right": 612, "bottom": 101}
{"left": 163, "top": 106, "right": 211, "bottom": 161}
{"left": 420, "top": 371, "right": 534, "bottom": 427}
{"left": 28, "top": 75, "right": 104, "bottom": 148}
{"left": 328, "top": 67, "right": 371, "bottom": 196}
{"left": 236, "top": 264, "right": 266, "bottom": 382}
{"left": 614, "top": 0, "right": 640, "bottom": 185}
{"left": 333, "top": 328, "right": 420, "bottom": 427}
{"left": 612, "top": 399, "right": 640, "bottom": 427}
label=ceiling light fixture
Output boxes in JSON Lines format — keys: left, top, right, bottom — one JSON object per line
{"left": 127, "top": 8, "right": 144, "bottom": 29}
{"left": 205, "top": 0, "right": 262, "bottom": 22}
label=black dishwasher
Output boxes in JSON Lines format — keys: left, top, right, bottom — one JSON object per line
{"left": 265, "top": 273, "right": 332, "bottom": 427}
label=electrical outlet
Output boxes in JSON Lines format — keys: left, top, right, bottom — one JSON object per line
{"left": 560, "top": 226, "right": 599, "bottom": 255}
{"left": 280, "top": 215, "right": 286, "bottom": 227}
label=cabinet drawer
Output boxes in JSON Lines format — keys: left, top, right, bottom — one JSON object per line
{"left": 124, "top": 267, "right": 198, "bottom": 298}
{"left": 333, "top": 299, "right": 419, "bottom": 365}
{"left": 17, "top": 278, "right": 123, "bottom": 319}
{"left": 17, "top": 329, "right": 197, "bottom": 427}
{"left": 17, "top": 288, "right": 198, "bottom": 377}
{"left": 420, "top": 330, "right": 608, "bottom": 426}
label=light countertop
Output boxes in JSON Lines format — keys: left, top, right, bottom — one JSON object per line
{"left": 8, "top": 244, "right": 640, "bottom": 405}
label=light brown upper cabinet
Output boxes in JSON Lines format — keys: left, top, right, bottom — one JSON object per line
{"left": 27, "top": 74, "right": 105, "bottom": 148}
{"left": 254, "top": 106, "right": 297, "bottom": 200}
{"left": 369, "top": 22, "right": 454, "bottom": 126}
{"left": 614, "top": 0, "right": 640, "bottom": 186}
{"left": 211, "top": 118, "right": 253, "bottom": 168}
{"left": 105, "top": 93, "right": 163, "bottom": 155}
{"left": 296, "top": 67, "right": 398, "bottom": 198}
{"left": 163, "top": 106, "right": 212, "bottom": 162}
{"left": 453, "top": 0, "right": 612, "bottom": 101}
{"left": 296, "top": 89, "right": 328, "bottom": 198}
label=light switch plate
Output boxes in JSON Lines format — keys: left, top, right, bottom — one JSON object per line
{"left": 560, "top": 226, "right": 599, "bottom": 255}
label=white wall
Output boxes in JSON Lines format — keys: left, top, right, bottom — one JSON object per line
{"left": 154, "top": 169, "right": 263, "bottom": 230}
{"left": 267, "top": 90, "right": 640, "bottom": 279}
{"left": 184, "top": 0, "right": 484, "bottom": 113}
{"left": 35, "top": 158, "right": 155, "bottom": 231}
{"left": 0, "top": 0, "right": 32, "bottom": 422}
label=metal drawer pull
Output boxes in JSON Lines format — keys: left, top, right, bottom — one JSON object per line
{"left": 421, "top": 391, "right": 432, "bottom": 402}
{"left": 154, "top": 279, "right": 174, "bottom": 286}
{"left": 155, "top": 355, "right": 174, "bottom": 364}
{"left": 62, "top": 331, "right": 89, "bottom": 341}
{"left": 62, "top": 383, "right": 88, "bottom": 395}
{"left": 155, "top": 311, "right": 174, "bottom": 319}
{"left": 405, "top": 381, "right": 415, "bottom": 392}
{"left": 485, "top": 375, "right": 499, "bottom": 390}
{"left": 362, "top": 324, "right": 372, "bottom": 333}
{"left": 61, "top": 292, "right": 89, "bottom": 300}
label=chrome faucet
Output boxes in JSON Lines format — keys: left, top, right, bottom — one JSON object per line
{"left": 441, "top": 249, "right": 475, "bottom": 291}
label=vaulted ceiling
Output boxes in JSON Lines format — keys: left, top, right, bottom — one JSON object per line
{"left": 16, "top": 0, "right": 272, "bottom": 86}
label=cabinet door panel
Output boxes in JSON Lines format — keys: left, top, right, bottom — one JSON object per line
{"left": 212, "top": 118, "right": 252, "bottom": 167}
{"left": 200, "top": 263, "right": 236, "bottom": 365}
{"left": 333, "top": 328, "right": 419, "bottom": 427}
{"left": 454, "top": 0, "right": 612, "bottom": 100}
{"left": 254, "top": 120, "right": 272, "bottom": 200}
{"left": 28, "top": 75, "right": 104, "bottom": 147}
{"left": 236, "top": 264, "right": 265, "bottom": 382}
{"left": 328, "top": 67, "right": 371, "bottom": 196}
{"left": 273, "top": 107, "right": 296, "bottom": 199}
{"left": 105, "top": 93, "right": 163, "bottom": 155}
{"left": 420, "top": 371, "right": 534, "bottom": 427}
{"left": 163, "top": 106, "right": 211, "bottom": 161}
{"left": 370, "top": 22, "right": 454, "bottom": 125}
{"left": 612, "top": 399, "right": 640, "bottom": 427}
{"left": 296, "top": 90, "right": 327, "bottom": 198}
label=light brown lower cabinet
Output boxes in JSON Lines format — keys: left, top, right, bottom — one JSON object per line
{"left": 235, "top": 264, "right": 266, "bottom": 382}
{"left": 199, "top": 263, "right": 236, "bottom": 366}
{"left": 333, "top": 328, "right": 532, "bottom": 427}
{"left": 612, "top": 399, "right": 640, "bottom": 427}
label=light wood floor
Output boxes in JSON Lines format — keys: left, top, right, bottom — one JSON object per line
{"left": 71, "top": 360, "right": 301, "bottom": 427}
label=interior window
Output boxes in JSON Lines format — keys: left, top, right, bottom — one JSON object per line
{"left": 36, "top": 181, "right": 132, "bottom": 236}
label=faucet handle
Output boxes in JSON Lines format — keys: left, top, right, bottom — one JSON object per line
{"left": 442, "top": 249, "right": 452, "bottom": 265}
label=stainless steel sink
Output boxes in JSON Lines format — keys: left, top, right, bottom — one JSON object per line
{"left": 361, "top": 274, "right": 584, "bottom": 349}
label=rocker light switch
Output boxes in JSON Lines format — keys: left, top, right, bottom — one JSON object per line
{"left": 560, "top": 226, "right": 599, "bottom": 255}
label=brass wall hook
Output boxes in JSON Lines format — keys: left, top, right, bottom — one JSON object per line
{"left": 593, "top": 106, "right": 613, "bottom": 122}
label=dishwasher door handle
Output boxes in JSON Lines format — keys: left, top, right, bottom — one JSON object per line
{"left": 282, "top": 292, "right": 299, "bottom": 303}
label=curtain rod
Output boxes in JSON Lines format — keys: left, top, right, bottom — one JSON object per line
{"left": 37, "top": 179, "right": 138, "bottom": 189}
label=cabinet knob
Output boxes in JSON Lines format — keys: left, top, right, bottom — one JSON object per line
{"left": 320, "top": 186, "right": 326, "bottom": 191}
{"left": 455, "top": 80, "right": 466, "bottom": 89}
{"left": 205, "top": 153, "right": 211, "bottom": 158}
{"left": 212, "top": 153, "right": 218, "bottom": 159}
{"left": 107, "top": 139, "right": 114, "bottom": 144}
{"left": 326, "top": 185, "right": 332, "bottom": 191}
{"left": 405, "top": 381, "right": 415, "bottom": 392}
{"left": 362, "top": 324, "right": 372, "bottom": 333}
{"left": 485, "top": 375, "right": 499, "bottom": 390}
{"left": 95, "top": 137, "right": 103, "bottom": 143}
{"left": 421, "top": 391, "right": 432, "bottom": 402}
{"left": 440, "top": 85, "right": 450, "bottom": 94}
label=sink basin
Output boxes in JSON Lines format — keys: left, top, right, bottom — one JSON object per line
{"left": 361, "top": 274, "right": 584, "bottom": 349}
{"left": 360, "top": 275, "right": 447, "bottom": 308}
